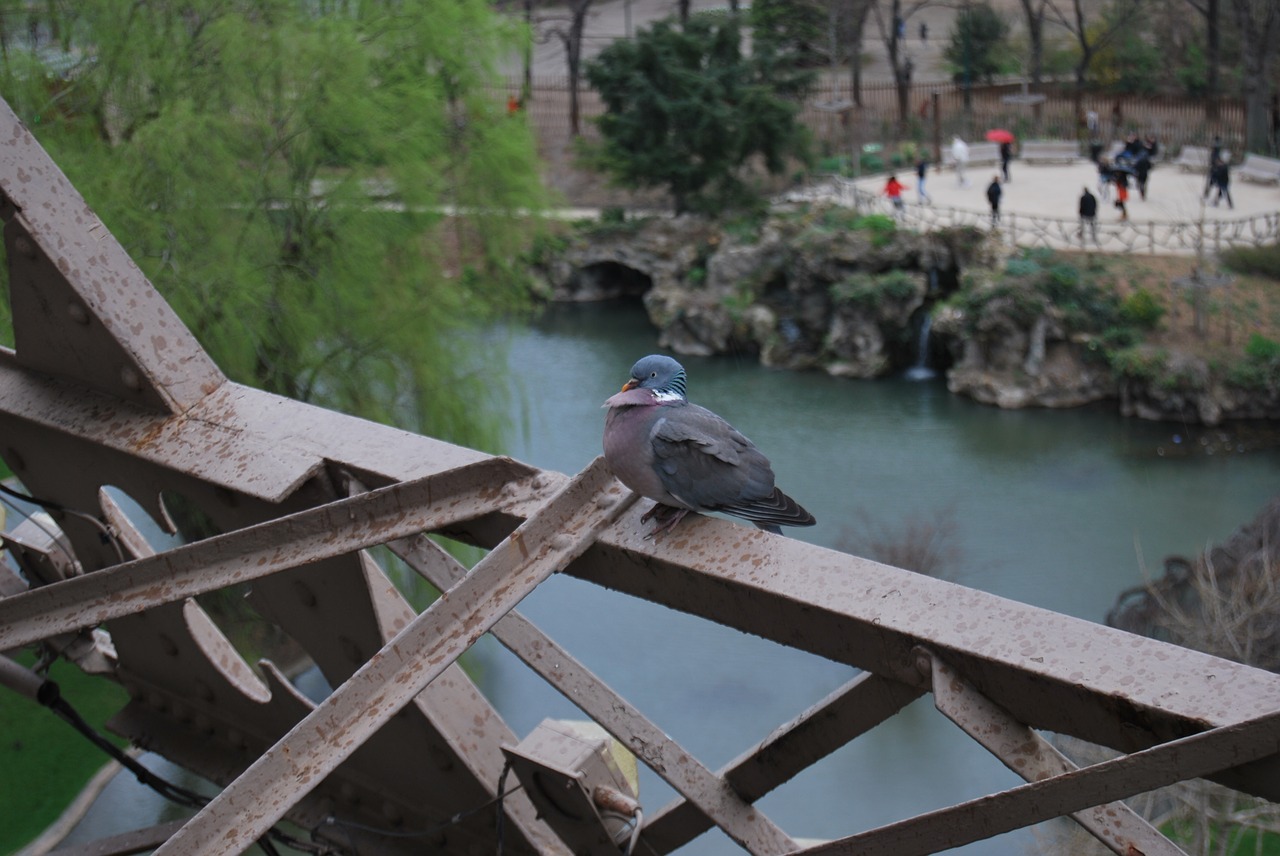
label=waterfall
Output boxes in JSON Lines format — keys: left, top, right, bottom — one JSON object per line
{"left": 905, "top": 269, "right": 940, "bottom": 381}
{"left": 904, "top": 309, "right": 937, "bottom": 381}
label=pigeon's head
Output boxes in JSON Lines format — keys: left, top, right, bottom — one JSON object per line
{"left": 622, "top": 354, "right": 687, "bottom": 399}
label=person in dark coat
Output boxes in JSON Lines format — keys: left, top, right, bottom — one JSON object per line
{"left": 999, "top": 141, "right": 1012, "bottom": 182}
{"left": 1209, "top": 159, "right": 1233, "bottom": 208}
{"left": 1096, "top": 158, "right": 1113, "bottom": 201}
{"left": 1078, "top": 186, "right": 1098, "bottom": 244}
{"left": 915, "top": 157, "right": 932, "bottom": 204}
{"left": 1135, "top": 154, "right": 1151, "bottom": 200}
{"left": 1205, "top": 137, "right": 1224, "bottom": 197}
{"left": 986, "top": 176, "right": 1002, "bottom": 225}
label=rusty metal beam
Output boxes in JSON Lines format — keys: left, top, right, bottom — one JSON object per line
{"left": 794, "top": 708, "right": 1280, "bottom": 856}
{"left": 924, "top": 649, "right": 1185, "bottom": 856}
{"left": 0, "top": 457, "right": 529, "bottom": 650}
{"left": 0, "top": 97, "right": 224, "bottom": 413}
{"left": 152, "top": 456, "right": 632, "bottom": 856}
{"left": 642, "top": 672, "right": 924, "bottom": 854}
{"left": 531, "top": 503, "right": 1280, "bottom": 801}
{"left": 381, "top": 522, "right": 798, "bottom": 856}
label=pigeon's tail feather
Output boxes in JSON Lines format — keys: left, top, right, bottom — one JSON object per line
{"left": 722, "top": 487, "right": 816, "bottom": 529}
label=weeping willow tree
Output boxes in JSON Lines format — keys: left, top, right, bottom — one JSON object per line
{"left": 0, "top": 0, "right": 548, "bottom": 453}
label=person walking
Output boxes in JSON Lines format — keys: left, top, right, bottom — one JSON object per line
{"left": 951, "top": 136, "right": 970, "bottom": 188}
{"left": 1209, "top": 158, "right": 1233, "bottom": 208}
{"left": 999, "top": 140, "right": 1013, "bottom": 183}
{"left": 1078, "top": 186, "right": 1098, "bottom": 245}
{"left": 883, "top": 174, "right": 907, "bottom": 216}
{"left": 1133, "top": 150, "right": 1151, "bottom": 200}
{"left": 986, "top": 175, "right": 1002, "bottom": 225}
{"left": 1205, "top": 137, "right": 1224, "bottom": 197}
{"left": 1113, "top": 170, "right": 1130, "bottom": 221}
{"left": 915, "top": 157, "right": 932, "bottom": 204}
{"left": 1096, "top": 158, "right": 1113, "bottom": 202}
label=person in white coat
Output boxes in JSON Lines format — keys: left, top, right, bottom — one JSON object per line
{"left": 951, "top": 136, "right": 970, "bottom": 187}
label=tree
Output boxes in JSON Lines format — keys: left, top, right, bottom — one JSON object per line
{"left": 1228, "top": 0, "right": 1279, "bottom": 153}
{"left": 1046, "top": 0, "right": 1144, "bottom": 116}
{"left": 871, "top": 0, "right": 937, "bottom": 131}
{"left": 584, "top": 13, "right": 813, "bottom": 215}
{"left": 542, "top": 0, "right": 593, "bottom": 136}
{"left": 1183, "top": 0, "right": 1223, "bottom": 117}
{"left": 751, "top": 0, "right": 827, "bottom": 68}
{"left": 1016, "top": 0, "right": 1051, "bottom": 85}
{"left": 0, "top": 0, "right": 549, "bottom": 452}
{"left": 945, "top": 3, "right": 1012, "bottom": 87}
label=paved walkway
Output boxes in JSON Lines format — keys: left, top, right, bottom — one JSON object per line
{"left": 808, "top": 157, "right": 1280, "bottom": 255}
{"left": 857, "top": 158, "right": 1280, "bottom": 224}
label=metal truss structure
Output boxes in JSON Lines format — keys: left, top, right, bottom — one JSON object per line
{"left": 1, "top": 94, "right": 1279, "bottom": 856}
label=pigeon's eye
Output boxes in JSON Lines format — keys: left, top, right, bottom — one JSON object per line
{"left": 650, "top": 372, "right": 657, "bottom": 378}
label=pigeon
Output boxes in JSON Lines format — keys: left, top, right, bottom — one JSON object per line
{"left": 603, "top": 354, "right": 816, "bottom": 537}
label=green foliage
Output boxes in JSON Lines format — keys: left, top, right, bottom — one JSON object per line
{"left": 750, "top": 0, "right": 827, "bottom": 69}
{"left": 1109, "top": 346, "right": 1167, "bottom": 382}
{"left": 1245, "top": 333, "right": 1280, "bottom": 362}
{"left": 945, "top": 3, "right": 1013, "bottom": 85}
{"left": 1219, "top": 242, "right": 1280, "bottom": 281}
{"left": 584, "top": 12, "right": 813, "bottom": 215}
{"left": 0, "top": 651, "right": 130, "bottom": 855}
{"left": 1089, "top": 18, "right": 1163, "bottom": 95}
{"left": 1229, "top": 334, "right": 1280, "bottom": 390}
{"left": 2, "top": 0, "right": 549, "bottom": 453}
{"left": 831, "top": 270, "right": 919, "bottom": 306}
{"left": 1119, "top": 288, "right": 1166, "bottom": 330}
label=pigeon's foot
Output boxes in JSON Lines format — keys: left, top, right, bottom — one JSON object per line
{"left": 642, "top": 503, "right": 689, "bottom": 539}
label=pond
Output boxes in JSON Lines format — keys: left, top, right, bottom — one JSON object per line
{"left": 475, "top": 298, "right": 1280, "bottom": 854}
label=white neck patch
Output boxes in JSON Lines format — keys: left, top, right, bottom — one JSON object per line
{"left": 653, "top": 389, "right": 684, "bottom": 403}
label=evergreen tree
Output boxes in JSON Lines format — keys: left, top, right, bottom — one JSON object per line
{"left": 584, "top": 12, "right": 812, "bottom": 215}
{"left": 0, "top": 0, "right": 547, "bottom": 452}
{"left": 945, "top": 3, "right": 1012, "bottom": 85}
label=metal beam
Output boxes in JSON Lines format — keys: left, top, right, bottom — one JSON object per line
{"left": 924, "top": 649, "right": 1185, "bottom": 856}
{"left": 642, "top": 672, "right": 923, "bottom": 853}
{"left": 382, "top": 522, "right": 798, "bottom": 855}
{"left": 153, "top": 456, "right": 633, "bottom": 856}
{"left": 794, "top": 708, "right": 1280, "bottom": 855}
{"left": 535, "top": 503, "right": 1280, "bottom": 800}
{"left": 0, "top": 457, "right": 529, "bottom": 650}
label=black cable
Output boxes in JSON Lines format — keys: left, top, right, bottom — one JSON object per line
{"left": 0, "top": 481, "right": 125, "bottom": 563}
{"left": 495, "top": 761, "right": 512, "bottom": 856}
{"left": 317, "top": 774, "right": 524, "bottom": 843}
{"left": 31, "top": 674, "right": 335, "bottom": 854}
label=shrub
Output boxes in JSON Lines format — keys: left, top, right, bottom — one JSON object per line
{"left": 1119, "top": 288, "right": 1166, "bottom": 330}
{"left": 1219, "top": 242, "right": 1280, "bottom": 281}
{"left": 831, "top": 270, "right": 919, "bottom": 306}
{"left": 1109, "top": 346, "right": 1166, "bottom": 382}
{"left": 851, "top": 213, "right": 897, "bottom": 247}
{"left": 1244, "top": 333, "right": 1280, "bottom": 362}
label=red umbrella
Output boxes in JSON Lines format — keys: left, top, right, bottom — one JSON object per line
{"left": 985, "top": 129, "right": 1015, "bottom": 144}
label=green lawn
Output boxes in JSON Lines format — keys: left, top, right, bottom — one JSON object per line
{"left": 0, "top": 650, "right": 129, "bottom": 855}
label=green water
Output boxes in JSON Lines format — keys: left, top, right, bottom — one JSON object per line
{"left": 477, "top": 298, "right": 1280, "bottom": 854}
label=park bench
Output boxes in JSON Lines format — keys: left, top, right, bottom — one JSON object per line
{"left": 1174, "top": 145, "right": 1212, "bottom": 172}
{"left": 1236, "top": 153, "right": 1280, "bottom": 184}
{"left": 1020, "top": 140, "right": 1080, "bottom": 164}
{"left": 941, "top": 141, "right": 1000, "bottom": 170}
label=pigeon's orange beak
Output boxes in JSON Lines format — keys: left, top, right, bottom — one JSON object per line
{"left": 621, "top": 379, "right": 640, "bottom": 392}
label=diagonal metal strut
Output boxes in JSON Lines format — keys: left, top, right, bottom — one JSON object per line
{"left": 152, "top": 456, "right": 632, "bottom": 855}
{"left": 0, "top": 457, "right": 529, "bottom": 650}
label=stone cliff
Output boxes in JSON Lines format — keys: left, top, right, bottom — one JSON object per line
{"left": 532, "top": 203, "right": 1280, "bottom": 425}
